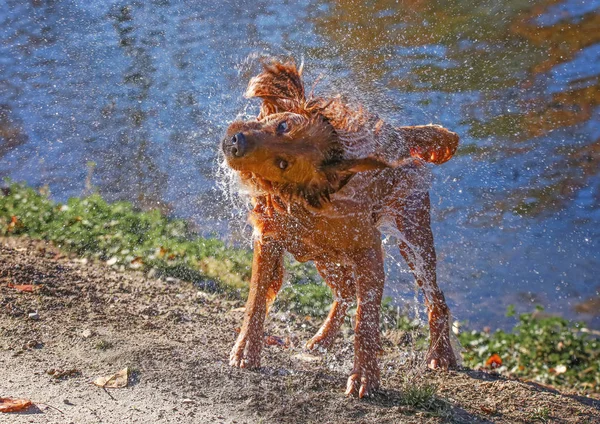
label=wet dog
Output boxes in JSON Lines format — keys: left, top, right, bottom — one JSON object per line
{"left": 222, "top": 61, "right": 459, "bottom": 397}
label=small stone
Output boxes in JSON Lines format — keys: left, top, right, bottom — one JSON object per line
{"left": 28, "top": 311, "right": 40, "bottom": 320}
{"left": 82, "top": 329, "right": 93, "bottom": 339}
{"left": 23, "top": 340, "right": 41, "bottom": 349}
{"left": 181, "top": 398, "right": 194, "bottom": 405}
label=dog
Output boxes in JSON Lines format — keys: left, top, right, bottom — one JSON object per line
{"left": 222, "top": 60, "right": 459, "bottom": 397}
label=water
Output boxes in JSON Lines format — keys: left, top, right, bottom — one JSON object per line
{"left": 1, "top": 0, "right": 599, "bottom": 329}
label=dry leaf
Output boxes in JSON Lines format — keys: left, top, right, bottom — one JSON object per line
{"left": 7, "top": 216, "right": 22, "bottom": 232}
{"left": 47, "top": 368, "right": 80, "bottom": 379}
{"left": 480, "top": 405, "right": 496, "bottom": 415}
{"left": 93, "top": 368, "right": 129, "bottom": 388}
{"left": 7, "top": 283, "right": 39, "bottom": 293}
{"left": 293, "top": 353, "right": 322, "bottom": 363}
{"left": 485, "top": 353, "right": 502, "bottom": 369}
{"left": 264, "top": 335, "right": 288, "bottom": 348}
{"left": 158, "top": 246, "right": 168, "bottom": 258}
{"left": 0, "top": 397, "right": 32, "bottom": 413}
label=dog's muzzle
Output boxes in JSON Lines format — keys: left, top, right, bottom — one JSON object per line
{"left": 222, "top": 132, "right": 247, "bottom": 158}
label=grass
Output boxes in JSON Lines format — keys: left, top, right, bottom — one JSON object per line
{"left": 459, "top": 306, "right": 600, "bottom": 394}
{"left": 395, "top": 378, "right": 452, "bottom": 418}
{"left": 400, "top": 382, "right": 439, "bottom": 409}
{"left": 529, "top": 406, "right": 550, "bottom": 423}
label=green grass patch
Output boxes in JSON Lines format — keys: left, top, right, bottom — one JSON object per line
{"left": 529, "top": 406, "right": 550, "bottom": 423}
{"left": 459, "top": 306, "right": 600, "bottom": 394}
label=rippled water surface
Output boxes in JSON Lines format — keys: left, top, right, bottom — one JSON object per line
{"left": 1, "top": 0, "right": 599, "bottom": 328}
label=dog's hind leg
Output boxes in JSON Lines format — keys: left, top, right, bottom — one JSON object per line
{"left": 306, "top": 263, "right": 354, "bottom": 351}
{"left": 394, "top": 192, "right": 457, "bottom": 370}
{"left": 230, "top": 240, "right": 284, "bottom": 369}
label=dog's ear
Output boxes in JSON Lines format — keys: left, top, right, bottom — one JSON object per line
{"left": 398, "top": 125, "right": 460, "bottom": 165}
{"left": 246, "top": 61, "right": 306, "bottom": 118}
{"left": 323, "top": 125, "right": 459, "bottom": 174}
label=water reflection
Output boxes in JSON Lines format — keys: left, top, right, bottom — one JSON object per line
{"left": 0, "top": 105, "right": 27, "bottom": 159}
{"left": 314, "top": 0, "right": 600, "bottom": 217}
{"left": 0, "top": 0, "right": 598, "bottom": 328}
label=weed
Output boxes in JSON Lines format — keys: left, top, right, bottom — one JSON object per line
{"left": 401, "top": 382, "right": 438, "bottom": 409}
{"left": 398, "top": 379, "right": 452, "bottom": 418}
{"left": 95, "top": 340, "right": 113, "bottom": 350}
{"left": 529, "top": 406, "right": 550, "bottom": 422}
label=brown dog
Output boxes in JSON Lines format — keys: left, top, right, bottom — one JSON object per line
{"left": 222, "top": 61, "right": 458, "bottom": 397}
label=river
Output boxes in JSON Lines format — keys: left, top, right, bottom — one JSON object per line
{"left": 1, "top": 0, "right": 599, "bottom": 328}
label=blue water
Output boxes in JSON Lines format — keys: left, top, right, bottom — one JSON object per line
{"left": 1, "top": 0, "right": 599, "bottom": 329}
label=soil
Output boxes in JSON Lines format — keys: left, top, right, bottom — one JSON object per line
{"left": 1, "top": 236, "right": 599, "bottom": 424}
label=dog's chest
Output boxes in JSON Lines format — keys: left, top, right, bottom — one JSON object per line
{"left": 254, "top": 200, "right": 380, "bottom": 262}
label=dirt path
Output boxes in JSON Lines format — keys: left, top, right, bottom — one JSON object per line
{"left": 1, "top": 237, "right": 599, "bottom": 423}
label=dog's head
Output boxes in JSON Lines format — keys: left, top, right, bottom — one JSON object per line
{"left": 222, "top": 61, "right": 390, "bottom": 207}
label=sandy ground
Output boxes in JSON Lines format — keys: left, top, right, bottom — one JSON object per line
{"left": 1, "top": 236, "right": 599, "bottom": 424}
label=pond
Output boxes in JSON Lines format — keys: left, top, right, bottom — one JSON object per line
{"left": 1, "top": 0, "right": 599, "bottom": 329}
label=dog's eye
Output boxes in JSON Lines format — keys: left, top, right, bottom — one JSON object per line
{"left": 276, "top": 121, "right": 289, "bottom": 134}
{"left": 278, "top": 159, "right": 288, "bottom": 170}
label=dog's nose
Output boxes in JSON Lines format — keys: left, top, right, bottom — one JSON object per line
{"left": 224, "top": 132, "right": 247, "bottom": 158}
{"left": 231, "top": 133, "right": 246, "bottom": 157}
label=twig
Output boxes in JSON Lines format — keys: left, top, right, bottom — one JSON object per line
{"left": 35, "top": 402, "right": 65, "bottom": 415}
{"left": 102, "top": 387, "right": 117, "bottom": 401}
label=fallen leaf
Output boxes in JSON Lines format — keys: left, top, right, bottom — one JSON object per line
{"left": 480, "top": 405, "right": 496, "bottom": 415}
{"left": 47, "top": 368, "right": 80, "bottom": 379}
{"left": 0, "top": 397, "right": 32, "bottom": 413}
{"left": 265, "top": 335, "right": 288, "bottom": 348}
{"left": 485, "top": 353, "right": 502, "bottom": 369}
{"left": 7, "top": 283, "right": 39, "bottom": 293}
{"left": 93, "top": 368, "right": 129, "bottom": 388}
{"left": 7, "top": 216, "right": 22, "bottom": 232}
{"left": 293, "top": 353, "right": 322, "bottom": 363}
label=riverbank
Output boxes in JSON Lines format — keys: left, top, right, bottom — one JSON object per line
{"left": 1, "top": 237, "right": 599, "bottom": 423}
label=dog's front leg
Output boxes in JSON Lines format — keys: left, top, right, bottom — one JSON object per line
{"left": 345, "top": 247, "right": 385, "bottom": 398}
{"left": 230, "top": 240, "right": 284, "bottom": 369}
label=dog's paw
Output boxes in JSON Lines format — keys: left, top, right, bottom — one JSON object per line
{"left": 426, "top": 342, "right": 457, "bottom": 370}
{"left": 345, "top": 370, "right": 380, "bottom": 398}
{"left": 305, "top": 332, "right": 335, "bottom": 351}
{"left": 229, "top": 335, "right": 261, "bottom": 369}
